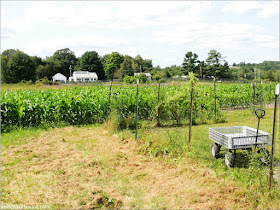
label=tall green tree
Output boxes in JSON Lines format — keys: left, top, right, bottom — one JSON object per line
{"left": 1, "top": 50, "right": 36, "bottom": 83}
{"left": 117, "top": 55, "right": 134, "bottom": 79}
{"left": 36, "top": 57, "right": 61, "bottom": 80}
{"left": 182, "top": 51, "right": 199, "bottom": 75}
{"left": 104, "top": 52, "right": 124, "bottom": 80}
{"left": 52, "top": 48, "right": 77, "bottom": 77}
{"left": 205, "top": 50, "right": 229, "bottom": 78}
{"left": 79, "top": 51, "right": 105, "bottom": 80}
{"left": 2, "top": 49, "right": 17, "bottom": 59}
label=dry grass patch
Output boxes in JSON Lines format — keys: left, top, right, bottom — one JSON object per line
{"left": 1, "top": 125, "right": 272, "bottom": 209}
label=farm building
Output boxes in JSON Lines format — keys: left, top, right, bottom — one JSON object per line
{"left": 52, "top": 73, "right": 67, "bottom": 83}
{"left": 134, "top": 73, "right": 152, "bottom": 81}
{"left": 69, "top": 71, "right": 98, "bottom": 82}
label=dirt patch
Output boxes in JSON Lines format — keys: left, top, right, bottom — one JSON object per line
{"left": 0, "top": 126, "right": 260, "bottom": 209}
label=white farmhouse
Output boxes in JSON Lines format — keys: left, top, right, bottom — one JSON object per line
{"left": 69, "top": 71, "right": 98, "bottom": 82}
{"left": 52, "top": 73, "right": 67, "bottom": 83}
{"left": 134, "top": 73, "right": 152, "bottom": 81}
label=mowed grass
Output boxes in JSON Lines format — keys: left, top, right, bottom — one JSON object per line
{"left": 134, "top": 106, "right": 279, "bottom": 209}
{"left": 1, "top": 107, "right": 279, "bottom": 209}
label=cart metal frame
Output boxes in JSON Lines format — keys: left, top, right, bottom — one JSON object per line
{"left": 209, "top": 126, "right": 271, "bottom": 166}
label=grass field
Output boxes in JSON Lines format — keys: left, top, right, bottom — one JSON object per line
{"left": 1, "top": 108, "right": 279, "bottom": 209}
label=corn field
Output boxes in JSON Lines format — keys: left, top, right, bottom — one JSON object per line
{"left": 1, "top": 82, "right": 276, "bottom": 132}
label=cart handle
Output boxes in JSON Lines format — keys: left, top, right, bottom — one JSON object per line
{"left": 255, "top": 109, "right": 265, "bottom": 119}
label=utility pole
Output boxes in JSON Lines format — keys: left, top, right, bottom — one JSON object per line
{"left": 69, "top": 65, "right": 72, "bottom": 77}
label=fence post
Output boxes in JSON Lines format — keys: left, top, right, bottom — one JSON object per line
{"left": 269, "top": 82, "right": 272, "bottom": 103}
{"left": 189, "top": 84, "right": 194, "bottom": 144}
{"left": 158, "top": 81, "right": 161, "bottom": 102}
{"left": 251, "top": 83, "right": 253, "bottom": 109}
{"left": 261, "top": 81, "right": 263, "bottom": 108}
{"left": 214, "top": 77, "right": 217, "bottom": 120}
{"left": 253, "top": 82, "right": 256, "bottom": 110}
{"left": 269, "top": 84, "right": 279, "bottom": 190}
{"left": 135, "top": 79, "right": 139, "bottom": 140}
{"left": 107, "top": 81, "right": 112, "bottom": 118}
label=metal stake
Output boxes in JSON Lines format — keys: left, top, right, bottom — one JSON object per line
{"left": 107, "top": 81, "right": 112, "bottom": 118}
{"left": 214, "top": 77, "right": 217, "bottom": 119}
{"left": 269, "top": 84, "right": 279, "bottom": 190}
{"left": 189, "top": 85, "right": 194, "bottom": 144}
{"left": 135, "top": 79, "right": 139, "bottom": 140}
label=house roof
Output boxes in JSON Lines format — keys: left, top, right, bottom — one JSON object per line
{"left": 53, "top": 73, "right": 66, "bottom": 79}
{"left": 134, "top": 73, "right": 151, "bottom": 77}
{"left": 73, "top": 71, "right": 98, "bottom": 78}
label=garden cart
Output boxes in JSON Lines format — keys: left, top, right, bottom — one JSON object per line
{"left": 209, "top": 109, "right": 271, "bottom": 167}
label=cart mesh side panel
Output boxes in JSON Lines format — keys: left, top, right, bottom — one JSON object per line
{"left": 209, "top": 126, "right": 271, "bottom": 149}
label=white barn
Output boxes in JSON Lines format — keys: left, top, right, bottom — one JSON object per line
{"left": 52, "top": 73, "right": 67, "bottom": 83}
{"left": 69, "top": 71, "right": 98, "bottom": 82}
{"left": 134, "top": 73, "right": 152, "bottom": 81}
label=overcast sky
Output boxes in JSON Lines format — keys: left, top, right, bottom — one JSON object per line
{"left": 1, "top": 1, "right": 279, "bottom": 67}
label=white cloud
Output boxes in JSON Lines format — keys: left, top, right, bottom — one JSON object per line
{"left": 259, "top": 40, "right": 279, "bottom": 48}
{"left": 18, "top": 1, "right": 212, "bottom": 29}
{"left": 222, "top": 1, "right": 279, "bottom": 18}
{"left": 24, "top": 35, "right": 129, "bottom": 58}
{"left": 257, "top": 1, "right": 279, "bottom": 18}
{"left": 154, "top": 22, "right": 264, "bottom": 51}
{"left": 222, "top": 1, "right": 261, "bottom": 14}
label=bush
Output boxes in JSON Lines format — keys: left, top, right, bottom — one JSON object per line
{"left": 123, "top": 75, "right": 136, "bottom": 84}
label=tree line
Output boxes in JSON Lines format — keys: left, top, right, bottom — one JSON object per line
{"left": 1, "top": 48, "right": 279, "bottom": 84}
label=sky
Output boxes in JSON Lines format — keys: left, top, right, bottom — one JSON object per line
{"left": 1, "top": 1, "right": 279, "bottom": 68}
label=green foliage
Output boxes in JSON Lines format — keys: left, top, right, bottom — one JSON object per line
{"left": 104, "top": 52, "right": 124, "bottom": 80}
{"left": 36, "top": 57, "right": 61, "bottom": 80}
{"left": 2, "top": 49, "right": 17, "bottom": 58}
{"left": 135, "top": 73, "right": 148, "bottom": 83}
{"left": 1, "top": 82, "right": 275, "bottom": 132}
{"left": 188, "top": 72, "right": 199, "bottom": 86}
{"left": 52, "top": 48, "right": 77, "bottom": 78}
{"left": 1, "top": 50, "right": 36, "bottom": 83}
{"left": 123, "top": 74, "right": 149, "bottom": 84}
{"left": 79, "top": 51, "right": 105, "bottom": 80}
{"left": 182, "top": 51, "right": 199, "bottom": 75}
{"left": 117, "top": 55, "right": 134, "bottom": 79}
{"left": 123, "top": 75, "right": 136, "bottom": 84}
{"left": 205, "top": 50, "right": 230, "bottom": 79}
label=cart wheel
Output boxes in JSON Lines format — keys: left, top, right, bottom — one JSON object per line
{"left": 257, "top": 148, "right": 270, "bottom": 165}
{"left": 225, "top": 151, "right": 235, "bottom": 167}
{"left": 211, "top": 143, "right": 220, "bottom": 159}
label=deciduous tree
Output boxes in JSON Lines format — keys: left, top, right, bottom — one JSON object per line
{"left": 79, "top": 51, "right": 105, "bottom": 80}
{"left": 104, "top": 52, "right": 124, "bottom": 80}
